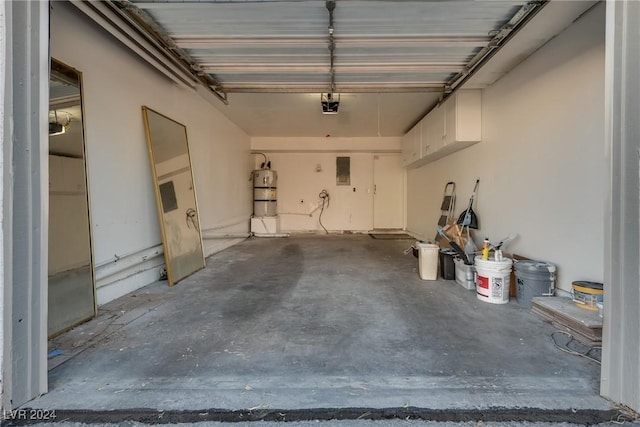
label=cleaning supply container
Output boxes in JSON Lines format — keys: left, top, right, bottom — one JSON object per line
{"left": 417, "top": 242, "right": 439, "bottom": 280}
{"left": 514, "top": 260, "right": 556, "bottom": 308}
{"left": 454, "top": 257, "right": 475, "bottom": 290}
{"left": 439, "top": 249, "right": 456, "bottom": 280}
{"left": 475, "top": 256, "right": 513, "bottom": 304}
{"left": 571, "top": 281, "right": 603, "bottom": 311}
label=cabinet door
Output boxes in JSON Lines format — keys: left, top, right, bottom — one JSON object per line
{"left": 424, "top": 104, "right": 445, "bottom": 156}
{"left": 401, "top": 132, "right": 412, "bottom": 166}
{"left": 445, "top": 90, "right": 482, "bottom": 145}
{"left": 401, "top": 125, "right": 420, "bottom": 166}
{"left": 412, "top": 125, "right": 421, "bottom": 162}
{"left": 418, "top": 115, "right": 429, "bottom": 158}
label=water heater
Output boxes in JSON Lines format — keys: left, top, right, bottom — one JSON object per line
{"left": 253, "top": 169, "right": 277, "bottom": 217}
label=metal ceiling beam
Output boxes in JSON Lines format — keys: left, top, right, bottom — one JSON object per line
{"left": 223, "top": 83, "right": 444, "bottom": 93}
{"left": 133, "top": 0, "right": 521, "bottom": 7}
{"left": 134, "top": 0, "right": 338, "bottom": 7}
{"left": 445, "top": 0, "right": 548, "bottom": 94}
{"left": 199, "top": 63, "right": 466, "bottom": 73}
{"left": 401, "top": 0, "right": 548, "bottom": 132}
{"left": 326, "top": 0, "right": 336, "bottom": 93}
{"left": 174, "top": 36, "right": 490, "bottom": 48}
{"left": 108, "top": 0, "right": 229, "bottom": 104}
{"left": 70, "top": 1, "right": 200, "bottom": 90}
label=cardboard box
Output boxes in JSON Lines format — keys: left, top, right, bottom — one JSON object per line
{"left": 436, "top": 221, "right": 470, "bottom": 251}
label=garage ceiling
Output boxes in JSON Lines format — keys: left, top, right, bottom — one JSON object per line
{"left": 129, "top": 0, "right": 531, "bottom": 92}
{"left": 104, "top": 0, "right": 596, "bottom": 137}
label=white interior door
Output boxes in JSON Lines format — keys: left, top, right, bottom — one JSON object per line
{"left": 373, "top": 154, "right": 404, "bottom": 229}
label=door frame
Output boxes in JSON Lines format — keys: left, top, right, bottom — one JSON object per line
{"left": 2, "top": 0, "right": 50, "bottom": 409}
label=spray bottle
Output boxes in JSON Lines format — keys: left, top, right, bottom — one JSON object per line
{"left": 482, "top": 237, "right": 490, "bottom": 260}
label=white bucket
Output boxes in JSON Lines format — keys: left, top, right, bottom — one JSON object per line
{"left": 475, "top": 257, "right": 513, "bottom": 304}
{"left": 417, "top": 242, "right": 439, "bottom": 280}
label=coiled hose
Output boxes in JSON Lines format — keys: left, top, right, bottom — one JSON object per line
{"left": 318, "top": 189, "right": 330, "bottom": 234}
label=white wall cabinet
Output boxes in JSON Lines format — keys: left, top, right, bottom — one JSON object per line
{"left": 422, "top": 103, "right": 445, "bottom": 158}
{"left": 401, "top": 124, "right": 421, "bottom": 166}
{"left": 444, "top": 90, "right": 482, "bottom": 145}
{"left": 403, "top": 90, "right": 482, "bottom": 168}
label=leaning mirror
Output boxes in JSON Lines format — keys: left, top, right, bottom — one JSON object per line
{"left": 142, "top": 107, "right": 205, "bottom": 285}
{"left": 48, "top": 59, "right": 96, "bottom": 337}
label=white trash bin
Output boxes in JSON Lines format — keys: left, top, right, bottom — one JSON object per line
{"left": 417, "top": 243, "right": 439, "bottom": 280}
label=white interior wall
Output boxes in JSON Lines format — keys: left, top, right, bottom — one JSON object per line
{"left": 406, "top": 3, "right": 605, "bottom": 294}
{"left": 50, "top": 3, "right": 252, "bottom": 305}
{"left": 261, "top": 152, "right": 375, "bottom": 232}
{"left": 251, "top": 137, "right": 401, "bottom": 232}
{"left": 253, "top": 137, "right": 401, "bottom": 153}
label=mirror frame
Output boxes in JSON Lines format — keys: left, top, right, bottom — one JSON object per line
{"left": 49, "top": 58, "right": 97, "bottom": 337}
{"left": 141, "top": 106, "right": 205, "bottom": 285}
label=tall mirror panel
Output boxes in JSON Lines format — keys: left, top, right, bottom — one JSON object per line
{"left": 48, "top": 59, "right": 96, "bottom": 337}
{"left": 142, "top": 107, "right": 205, "bottom": 285}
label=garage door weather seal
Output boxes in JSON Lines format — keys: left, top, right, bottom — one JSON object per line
{"left": 6, "top": 406, "right": 622, "bottom": 425}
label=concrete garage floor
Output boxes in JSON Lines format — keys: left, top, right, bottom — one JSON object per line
{"left": 26, "top": 235, "right": 619, "bottom": 424}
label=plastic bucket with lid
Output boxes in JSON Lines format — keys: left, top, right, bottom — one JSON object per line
{"left": 572, "top": 281, "right": 603, "bottom": 311}
{"left": 514, "top": 260, "right": 556, "bottom": 308}
{"left": 454, "top": 257, "right": 476, "bottom": 290}
{"left": 475, "top": 257, "right": 513, "bottom": 304}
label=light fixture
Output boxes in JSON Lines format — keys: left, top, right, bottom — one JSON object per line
{"left": 321, "top": 92, "right": 340, "bottom": 114}
{"left": 49, "top": 110, "right": 71, "bottom": 136}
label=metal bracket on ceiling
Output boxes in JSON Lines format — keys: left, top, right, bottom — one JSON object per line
{"left": 326, "top": 0, "right": 337, "bottom": 94}
{"left": 404, "top": 0, "right": 548, "bottom": 133}
{"left": 443, "top": 0, "right": 548, "bottom": 99}
{"left": 109, "top": 0, "right": 228, "bottom": 105}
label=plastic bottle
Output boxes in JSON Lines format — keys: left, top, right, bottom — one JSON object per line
{"left": 482, "top": 237, "right": 490, "bottom": 260}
